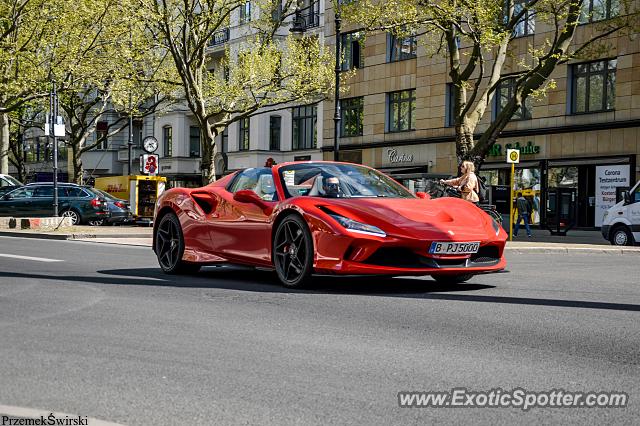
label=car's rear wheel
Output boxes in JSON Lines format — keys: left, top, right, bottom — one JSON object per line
{"left": 155, "top": 212, "right": 201, "bottom": 274}
{"left": 432, "top": 274, "right": 474, "bottom": 284}
{"left": 610, "top": 225, "right": 634, "bottom": 246}
{"left": 273, "top": 215, "right": 313, "bottom": 287}
{"left": 61, "top": 209, "right": 81, "bottom": 225}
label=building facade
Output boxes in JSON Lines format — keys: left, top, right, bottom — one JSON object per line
{"left": 322, "top": 1, "right": 640, "bottom": 229}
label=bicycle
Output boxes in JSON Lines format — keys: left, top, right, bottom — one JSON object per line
{"left": 424, "top": 179, "right": 503, "bottom": 225}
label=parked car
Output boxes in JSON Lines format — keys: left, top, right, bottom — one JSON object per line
{"left": 0, "top": 183, "right": 110, "bottom": 225}
{"left": 0, "top": 174, "right": 22, "bottom": 196}
{"left": 89, "top": 188, "right": 132, "bottom": 226}
{"left": 601, "top": 180, "right": 640, "bottom": 245}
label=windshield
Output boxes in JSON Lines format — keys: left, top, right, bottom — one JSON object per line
{"left": 1, "top": 175, "right": 22, "bottom": 186}
{"left": 278, "top": 163, "right": 414, "bottom": 199}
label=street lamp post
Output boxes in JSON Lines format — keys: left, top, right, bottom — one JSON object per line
{"left": 333, "top": 2, "right": 341, "bottom": 162}
{"left": 50, "top": 81, "right": 59, "bottom": 217}
{"left": 128, "top": 93, "right": 133, "bottom": 175}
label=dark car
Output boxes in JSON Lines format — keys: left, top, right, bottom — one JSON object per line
{"left": 89, "top": 188, "right": 132, "bottom": 226}
{"left": 0, "top": 183, "right": 110, "bottom": 225}
{"left": 0, "top": 174, "right": 22, "bottom": 197}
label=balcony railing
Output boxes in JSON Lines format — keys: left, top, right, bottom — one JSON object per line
{"left": 209, "top": 28, "right": 230, "bottom": 47}
{"left": 294, "top": 2, "right": 320, "bottom": 30}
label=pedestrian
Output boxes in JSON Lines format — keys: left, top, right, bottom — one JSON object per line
{"left": 440, "top": 161, "right": 480, "bottom": 203}
{"left": 514, "top": 192, "right": 532, "bottom": 237}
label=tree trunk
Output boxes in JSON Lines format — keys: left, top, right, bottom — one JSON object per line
{"left": 72, "top": 143, "right": 83, "bottom": 184}
{"left": 0, "top": 112, "right": 9, "bottom": 174}
{"left": 200, "top": 124, "right": 217, "bottom": 184}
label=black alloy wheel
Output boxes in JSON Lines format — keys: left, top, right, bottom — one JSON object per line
{"left": 273, "top": 215, "right": 313, "bottom": 287}
{"left": 155, "top": 212, "right": 201, "bottom": 274}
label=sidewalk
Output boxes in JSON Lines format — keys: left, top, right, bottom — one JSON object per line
{"left": 507, "top": 227, "right": 608, "bottom": 245}
{"left": 0, "top": 225, "right": 152, "bottom": 241}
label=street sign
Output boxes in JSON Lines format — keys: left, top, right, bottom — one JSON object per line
{"left": 507, "top": 148, "right": 520, "bottom": 164}
{"left": 141, "top": 154, "right": 159, "bottom": 176}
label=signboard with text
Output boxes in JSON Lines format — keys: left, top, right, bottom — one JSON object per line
{"left": 595, "top": 164, "right": 630, "bottom": 227}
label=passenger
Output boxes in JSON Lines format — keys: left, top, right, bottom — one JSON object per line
{"left": 440, "top": 160, "right": 480, "bottom": 203}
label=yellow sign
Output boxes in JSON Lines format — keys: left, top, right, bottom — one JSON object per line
{"left": 507, "top": 148, "right": 520, "bottom": 164}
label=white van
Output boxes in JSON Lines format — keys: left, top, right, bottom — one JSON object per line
{"left": 601, "top": 180, "right": 640, "bottom": 245}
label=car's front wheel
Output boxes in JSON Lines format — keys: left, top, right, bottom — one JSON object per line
{"left": 432, "top": 274, "right": 474, "bottom": 284}
{"left": 155, "top": 212, "right": 201, "bottom": 274}
{"left": 273, "top": 215, "right": 313, "bottom": 287}
{"left": 610, "top": 225, "right": 634, "bottom": 246}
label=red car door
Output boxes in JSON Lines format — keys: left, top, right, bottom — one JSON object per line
{"left": 208, "top": 168, "right": 277, "bottom": 266}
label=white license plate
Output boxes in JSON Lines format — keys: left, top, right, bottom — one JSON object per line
{"left": 429, "top": 241, "right": 480, "bottom": 255}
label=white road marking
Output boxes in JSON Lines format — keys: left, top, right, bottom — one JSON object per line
{"left": 0, "top": 253, "right": 63, "bottom": 263}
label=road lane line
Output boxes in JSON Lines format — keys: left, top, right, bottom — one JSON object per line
{"left": 0, "top": 253, "right": 63, "bottom": 263}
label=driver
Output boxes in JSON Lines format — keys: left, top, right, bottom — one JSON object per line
{"left": 323, "top": 176, "right": 342, "bottom": 198}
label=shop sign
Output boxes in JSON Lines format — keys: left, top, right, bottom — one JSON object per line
{"left": 595, "top": 165, "right": 631, "bottom": 227}
{"left": 387, "top": 148, "right": 414, "bottom": 164}
{"left": 488, "top": 141, "right": 540, "bottom": 157}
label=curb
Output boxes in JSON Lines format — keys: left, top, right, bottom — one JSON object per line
{"left": 0, "top": 231, "right": 151, "bottom": 240}
{"left": 505, "top": 246, "right": 640, "bottom": 254}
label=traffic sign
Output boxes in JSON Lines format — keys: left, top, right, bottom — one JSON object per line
{"left": 507, "top": 148, "right": 520, "bottom": 164}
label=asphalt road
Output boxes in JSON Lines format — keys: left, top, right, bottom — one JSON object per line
{"left": 0, "top": 236, "right": 638, "bottom": 425}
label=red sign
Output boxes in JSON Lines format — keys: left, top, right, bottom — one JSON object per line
{"left": 141, "top": 154, "right": 159, "bottom": 175}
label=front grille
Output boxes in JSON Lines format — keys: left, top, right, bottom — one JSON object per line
{"left": 362, "top": 245, "right": 500, "bottom": 269}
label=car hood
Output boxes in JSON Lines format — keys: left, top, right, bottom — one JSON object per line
{"left": 315, "top": 197, "right": 492, "bottom": 240}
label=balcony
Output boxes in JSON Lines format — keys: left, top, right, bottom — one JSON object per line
{"left": 294, "top": 2, "right": 320, "bottom": 30}
{"left": 209, "top": 28, "right": 230, "bottom": 47}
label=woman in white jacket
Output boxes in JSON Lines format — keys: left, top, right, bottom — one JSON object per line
{"left": 440, "top": 160, "right": 480, "bottom": 203}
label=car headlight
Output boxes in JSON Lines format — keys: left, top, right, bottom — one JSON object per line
{"left": 491, "top": 218, "right": 501, "bottom": 236}
{"left": 327, "top": 213, "right": 386, "bottom": 237}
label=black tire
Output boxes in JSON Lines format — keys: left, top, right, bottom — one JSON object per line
{"left": 155, "top": 212, "right": 201, "bottom": 274}
{"left": 61, "top": 209, "right": 81, "bottom": 225}
{"left": 272, "top": 214, "right": 313, "bottom": 287}
{"left": 432, "top": 274, "right": 474, "bottom": 284}
{"left": 610, "top": 225, "right": 634, "bottom": 246}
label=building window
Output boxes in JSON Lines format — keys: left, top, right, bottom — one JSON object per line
{"left": 221, "top": 128, "right": 228, "bottom": 153}
{"left": 292, "top": 105, "right": 317, "bottom": 150}
{"left": 387, "top": 90, "right": 415, "bottom": 133}
{"left": 571, "top": 59, "right": 616, "bottom": 114}
{"left": 163, "top": 126, "right": 172, "bottom": 157}
{"left": 269, "top": 116, "right": 281, "bottom": 151}
{"left": 96, "top": 121, "right": 108, "bottom": 150}
{"left": 388, "top": 33, "right": 417, "bottom": 62}
{"left": 513, "top": 0, "right": 535, "bottom": 37}
{"left": 189, "top": 126, "right": 201, "bottom": 157}
{"left": 495, "top": 78, "right": 532, "bottom": 120}
{"left": 580, "top": 0, "right": 619, "bottom": 23}
{"left": 341, "top": 31, "right": 364, "bottom": 71}
{"left": 271, "top": 0, "right": 282, "bottom": 22}
{"left": 340, "top": 97, "right": 364, "bottom": 137}
{"left": 240, "top": 1, "right": 251, "bottom": 24}
{"left": 239, "top": 117, "right": 250, "bottom": 151}
{"left": 445, "top": 83, "right": 455, "bottom": 128}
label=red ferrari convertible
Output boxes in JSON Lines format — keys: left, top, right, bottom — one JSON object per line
{"left": 153, "top": 161, "right": 507, "bottom": 287}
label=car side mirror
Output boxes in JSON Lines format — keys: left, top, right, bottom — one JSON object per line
{"left": 233, "top": 189, "right": 273, "bottom": 214}
{"left": 2, "top": 194, "right": 11, "bottom": 201}
{"left": 416, "top": 191, "right": 430, "bottom": 200}
{"left": 622, "top": 190, "right": 631, "bottom": 205}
